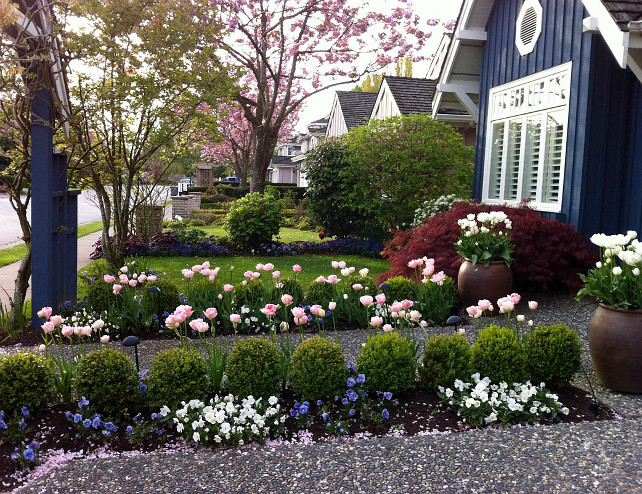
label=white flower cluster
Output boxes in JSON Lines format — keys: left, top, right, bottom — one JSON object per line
{"left": 438, "top": 374, "right": 569, "bottom": 426}
{"left": 590, "top": 231, "right": 641, "bottom": 275}
{"left": 412, "top": 194, "right": 466, "bottom": 227}
{"left": 457, "top": 212, "right": 512, "bottom": 237}
{"left": 64, "top": 308, "right": 120, "bottom": 335}
{"left": 161, "top": 394, "right": 286, "bottom": 447}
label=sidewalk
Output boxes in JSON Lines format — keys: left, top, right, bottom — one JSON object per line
{"left": 0, "top": 232, "right": 102, "bottom": 308}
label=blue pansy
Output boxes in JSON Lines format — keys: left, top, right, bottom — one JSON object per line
{"left": 23, "top": 448, "right": 35, "bottom": 462}
{"left": 383, "top": 392, "right": 393, "bottom": 400}
{"left": 73, "top": 413, "right": 83, "bottom": 423}
{"left": 356, "top": 374, "right": 365, "bottom": 384}
{"left": 21, "top": 406, "right": 29, "bottom": 416}
{"left": 346, "top": 377, "right": 356, "bottom": 388}
{"left": 382, "top": 409, "right": 390, "bottom": 420}
{"left": 316, "top": 400, "right": 323, "bottom": 406}
{"left": 82, "top": 419, "right": 91, "bottom": 428}
{"left": 78, "top": 396, "right": 89, "bottom": 409}
{"left": 126, "top": 425, "right": 133, "bottom": 434}
{"left": 19, "top": 420, "right": 27, "bottom": 430}
{"left": 102, "top": 430, "right": 111, "bottom": 437}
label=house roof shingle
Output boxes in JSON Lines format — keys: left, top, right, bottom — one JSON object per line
{"left": 271, "top": 155, "right": 293, "bottom": 166}
{"left": 602, "top": 1, "right": 642, "bottom": 31}
{"left": 336, "top": 91, "right": 378, "bottom": 129}
{"left": 382, "top": 76, "right": 436, "bottom": 116}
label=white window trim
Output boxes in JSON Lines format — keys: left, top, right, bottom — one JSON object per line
{"left": 482, "top": 63, "right": 572, "bottom": 214}
{"left": 516, "top": 0, "right": 543, "bottom": 56}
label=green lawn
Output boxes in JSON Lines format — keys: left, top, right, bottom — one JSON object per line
{"left": 0, "top": 221, "right": 106, "bottom": 268}
{"left": 202, "top": 226, "right": 322, "bottom": 243}
{"left": 78, "top": 255, "right": 390, "bottom": 298}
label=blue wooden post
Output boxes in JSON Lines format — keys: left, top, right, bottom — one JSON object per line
{"left": 31, "top": 87, "right": 55, "bottom": 326}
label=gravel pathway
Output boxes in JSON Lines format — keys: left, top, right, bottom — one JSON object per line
{"left": 6, "top": 291, "right": 642, "bottom": 493}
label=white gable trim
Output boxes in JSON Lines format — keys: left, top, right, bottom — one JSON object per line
{"left": 326, "top": 93, "right": 349, "bottom": 138}
{"left": 370, "top": 79, "right": 401, "bottom": 120}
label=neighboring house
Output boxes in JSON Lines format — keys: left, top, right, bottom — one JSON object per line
{"left": 270, "top": 120, "right": 327, "bottom": 186}
{"left": 326, "top": 91, "right": 378, "bottom": 138}
{"left": 434, "top": 0, "right": 642, "bottom": 236}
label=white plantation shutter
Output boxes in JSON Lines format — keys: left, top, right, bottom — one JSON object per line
{"left": 488, "top": 123, "right": 505, "bottom": 199}
{"left": 504, "top": 121, "right": 523, "bottom": 200}
{"left": 542, "top": 111, "right": 564, "bottom": 203}
{"left": 522, "top": 117, "right": 542, "bottom": 199}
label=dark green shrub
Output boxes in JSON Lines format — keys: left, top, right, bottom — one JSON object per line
{"left": 471, "top": 325, "right": 526, "bottom": 383}
{"left": 304, "top": 280, "right": 336, "bottom": 306}
{"left": 225, "top": 338, "right": 280, "bottom": 398}
{"left": 420, "top": 334, "right": 473, "bottom": 390}
{"left": 146, "top": 348, "right": 210, "bottom": 410}
{"left": 346, "top": 274, "right": 379, "bottom": 296}
{"left": 87, "top": 281, "right": 120, "bottom": 313}
{"left": 145, "top": 280, "right": 181, "bottom": 315}
{"left": 290, "top": 337, "right": 347, "bottom": 400}
{"left": 357, "top": 332, "right": 416, "bottom": 393}
{"left": 524, "top": 324, "right": 581, "bottom": 387}
{"left": 0, "top": 352, "right": 55, "bottom": 414}
{"left": 74, "top": 348, "right": 139, "bottom": 419}
{"left": 272, "top": 278, "right": 304, "bottom": 306}
{"left": 384, "top": 276, "right": 417, "bottom": 302}
{"left": 417, "top": 275, "right": 458, "bottom": 326}
{"left": 234, "top": 279, "right": 265, "bottom": 307}
{"left": 224, "top": 192, "right": 282, "bottom": 247}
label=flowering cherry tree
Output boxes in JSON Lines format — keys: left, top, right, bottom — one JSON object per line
{"left": 213, "top": 0, "right": 435, "bottom": 192}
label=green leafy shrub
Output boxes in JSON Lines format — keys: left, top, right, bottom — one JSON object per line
{"left": 74, "top": 348, "right": 139, "bottom": 419}
{"left": 346, "top": 274, "right": 379, "bottom": 295}
{"left": 145, "top": 280, "right": 181, "bottom": 315}
{"left": 304, "top": 280, "right": 336, "bottom": 306}
{"left": 146, "top": 348, "right": 210, "bottom": 410}
{"left": 272, "top": 278, "right": 304, "bottom": 306}
{"left": 86, "top": 281, "right": 120, "bottom": 313}
{"left": 384, "top": 276, "right": 417, "bottom": 302}
{"left": 471, "top": 325, "right": 525, "bottom": 383}
{"left": 420, "top": 334, "right": 473, "bottom": 390}
{"left": 290, "top": 337, "right": 347, "bottom": 400}
{"left": 0, "top": 352, "right": 55, "bottom": 414}
{"left": 224, "top": 192, "right": 282, "bottom": 247}
{"left": 225, "top": 338, "right": 281, "bottom": 398}
{"left": 524, "top": 324, "right": 581, "bottom": 387}
{"left": 357, "top": 332, "right": 416, "bottom": 393}
{"left": 234, "top": 279, "right": 265, "bottom": 307}
{"left": 417, "top": 276, "right": 458, "bottom": 326}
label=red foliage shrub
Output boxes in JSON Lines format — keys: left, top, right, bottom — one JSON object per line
{"left": 380, "top": 202, "right": 596, "bottom": 291}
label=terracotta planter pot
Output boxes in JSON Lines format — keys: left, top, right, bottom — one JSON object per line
{"left": 589, "top": 303, "right": 642, "bottom": 394}
{"left": 457, "top": 259, "right": 513, "bottom": 309}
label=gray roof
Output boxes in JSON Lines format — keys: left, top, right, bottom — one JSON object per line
{"left": 336, "top": 91, "right": 378, "bottom": 129}
{"left": 271, "top": 155, "right": 293, "bottom": 166}
{"left": 602, "top": 1, "right": 642, "bottom": 31}
{"left": 383, "top": 76, "right": 436, "bottom": 116}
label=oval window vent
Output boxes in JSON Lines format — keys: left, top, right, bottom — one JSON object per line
{"left": 516, "top": 0, "right": 543, "bottom": 56}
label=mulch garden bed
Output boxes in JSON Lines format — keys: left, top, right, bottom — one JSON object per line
{"left": 0, "top": 386, "right": 615, "bottom": 492}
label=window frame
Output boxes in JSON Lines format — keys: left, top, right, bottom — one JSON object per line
{"left": 482, "top": 63, "right": 572, "bottom": 213}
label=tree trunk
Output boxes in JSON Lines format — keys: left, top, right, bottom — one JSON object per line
{"left": 9, "top": 245, "right": 31, "bottom": 330}
{"left": 251, "top": 126, "right": 279, "bottom": 194}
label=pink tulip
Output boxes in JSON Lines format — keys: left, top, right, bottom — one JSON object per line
{"left": 100, "top": 335, "right": 110, "bottom": 344}
{"left": 416, "top": 258, "right": 425, "bottom": 267}
{"left": 315, "top": 276, "right": 327, "bottom": 283}
{"left": 201, "top": 268, "right": 211, "bottom": 276}
{"left": 420, "top": 320, "right": 429, "bottom": 328}
{"left": 299, "top": 315, "right": 309, "bottom": 325}
{"left": 243, "top": 270, "right": 254, "bottom": 279}
{"left": 292, "top": 264, "right": 302, "bottom": 273}
{"left": 391, "top": 311, "right": 398, "bottom": 318}
{"left": 291, "top": 307, "right": 306, "bottom": 318}
{"left": 119, "top": 274, "right": 129, "bottom": 284}
{"left": 263, "top": 263, "right": 274, "bottom": 272}
{"left": 120, "top": 266, "right": 128, "bottom": 273}
{"left": 212, "top": 267, "right": 220, "bottom": 276}
{"left": 383, "top": 324, "right": 393, "bottom": 332}
{"left": 38, "top": 307, "right": 53, "bottom": 320}
{"left": 352, "top": 283, "right": 363, "bottom": 291}
{"left": 409, "top": 310, "right": 421, "bottom": 322}
{"left": 42, "top": 321, "right": 55, "bottom": 333}
{"left": 401, "top": 299, "right": 413, "bottom": 309}
{"left": 182, "top": 269, "right": 194, "bottom": 279}
{"left": 165, "top": 315, "right": 178, "bottom": 330}
{"left": 92, "top": 319, "right": 104, "bottom": 330}
{"left": 38, "top": 344, "right": 46, "bottom": 353}
{"left": 113, "top": 284, "right": 123, "bottom": 295}
{"left": 261, "top": 304, "right": 279, "bottom": 317}
{"left": 251, "top": 272, "right": 261, "bottom": 280}
{"left": 104, "top": 275, "right": 115, "bottom": 283}
{"left": 223, "top": 284, "right": 234, "bottom": 292}
{"left": 147, "top": 275, "right": 157, "bottom": 282}
{"left": 328, "top": 301, "right": 337, "bottom": 310}
{"left": 189, "top": 318, "right": 209, "bottom": 333}
{"left": 348, "top": 267, "right": 355, "bottom": 274}
{"left": 510, "top": 293, "right": 521, "bottom": 304}
{"left": 82, "top": 326, "right": 92, "bottom": 337}
{"left": 360, "top": 295, "right": 374, "bottom": 307}
{"left": 280, "top": 321, "right": 289, "bottom": 332}
{"left": 202, "top": 261, "right": 211, "bottom": 269}
{"left": 310, "top": 305, "right": 322, "bottom": 315}
{"left": 466, "top": 306, "right": 478, "bottom": 317}
{"left": 458, "top": 328, "right": 466, "bottom": 335}
{"left": 430, "top": 271, "right": 446, "bottom": 285}
{"left": 338, "top": 261, "right": 346, "bottom": 269}
{"left": 272, "top": 271, "right": 281, "bottom": 279}
{"left": 375, "top": 293, "right": 386, "bottom": 305}
{"left": 408, "top": 259, "right": 418, "bottom": 269}
{"left": 331, "top": 261, "right": 340, "bottom": 269}
{"left": 204, "top": 308, "right": 218, "bottom": 320}
{"left": 255, "top": 263, "right": 264, "bottom": 271}
{"left": 341, "top": 268, "right": 351, "bottom": 277}
{"left": 327, "top": 274, "right": 340, "bottom": 284}
{"left": 61, "top": 327, "right": 74, "bottom": 338}
{"left": 50, "top": 315, "right": 63, "bottom": 327}
{"left": 370, "top": 316, "right": 383, "bottom": 327}
{"left": 477, "top": 299, "right": 492, "bottom": 311}
{"left": 359, "top": 268, "right": 369, "bottom": 277}
{"left": 281, "top": 294, "right": 293, "bottom": 306}
{"left": 129, "top": 279, "right": 138, "bottom": 287}
{"left": 422, "top": 265, "right": 434, "bottom": 277}
{"left": 275, "top": 282, "right": 283, "bottom": 289}
{"left": 218, "top": 294, "right": 223, "bottom": 300}
{"left": 209, "top": 275, "right": 217, "bottom": 282}
{"left": 242, "top": 280, "right": 247, "bottom": 286}
{"left": 192, "top": 264, "right": 202, "bottom": 272}
{"left": 175, "top": 305, "right": 193, "bottom": 317}
{"left": 138, "top": 274, "right": 148, "bottom": 283}
{"left": 390, "top": 302, "right": 403, "bottom": 313}
{"left": 230, "top": 314, "right": 241, "bottom": 324}
{"left": 528, "top": 300, "right": 538, "bottom": 310}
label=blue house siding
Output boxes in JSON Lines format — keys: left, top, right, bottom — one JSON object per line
{"left": 581, "top": 36, "right": 642, "bottom": 235}
{"left": 474, "top": 0, "right": 593, "bottom": 227}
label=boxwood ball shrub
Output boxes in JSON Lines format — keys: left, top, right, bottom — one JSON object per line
{"left": 145, "top": 280, "right": 181, "bottom": 315}
{"left": 524, "top": 324, "right": 582, "bottom": 387}
{"left": 420, "top": 333, "right": 473, "bottom": 390}
{"left": 225, "top": 337, "right": 281, "bottom": 398}
{"left": 146, "top": 348, "right": 210, "bottom": 410}
{"left": 471, "top": 325, "right": 526, "bottom": 383}
{"left": 0, "top": 352, "right": 55, "bottom": 414}
{"left": 87, "top": 281, "right": 120, "bottom": 313}
{"left": 224, "top": 192, "right": 282, "bottom": 247}
{"left": 273, "top": 278, "right": 304, "bottom": 306}
{"left": 290, "top": 337, "right": 347, "bottom": 400}
{"left": 357, "top": 332, "right": 416, "bottom": 393}
{"left": 383, "top": 276, "right": 416, "bottom": 302}
{"left": 234, "top": 279, "right": 265, "bottom": 308}
{"left": 346, "top": 274, "right": 379, "bottom": 295}
{"left": 74, "top": 348, "right": 139, "bottom": 419}
{"left": 304, "top": 280, "right": 336, "bottom": 306}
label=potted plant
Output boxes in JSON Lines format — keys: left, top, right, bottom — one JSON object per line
{"left": 577, "top": 231, "right": 642, "bottom": 393}
{"left": 454, "top": 211, "right": 514, "bottom": 308}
